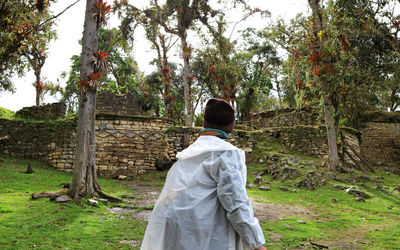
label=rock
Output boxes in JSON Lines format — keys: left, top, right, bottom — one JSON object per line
{"left": 326, "top": 173, "right": 336, "bottom": 180}
{"left": 55, "top": 195, "right": 72, "bottom": 203}
{"left": 118, "top": 175, "right": 128, "bottom": 180}
{"left": 248, "top": 184, "right": 256, "bottom": 189}
{"left": 280, "top": 159, "right": 288, "bottom": 165}
{"left": 287, "top": 156, "right": 298, "bottom": 166}
{"left": 297, "top": 220, "right": 307, "bottom": 224}
{"left": 155, "top": 154, "right": 173, "bottom": 171}
{"left": 280, "top": 148, "right": 289, "bottom": 154}
{"left": 296, "top": 171, "right": 326, "bottom": 190}
{"left": 259, "top": 186, "right": 271, "bottom": 191}
{"left": 331, "top": 198, "right": 337, "bottom": 202}
{"left": 88, "top": 199, "right": 98, "bottom": 206}
{"left": 346, "top": 186, "right": 370, "bottom": 198}
{"left": 333, "top": 185, "right": 347, "bottom": 190}
{"left": 271, "top": 154, "right": 280, "bottom": 162}
{"left": 268, "top": 164, "right": 281, "bottom": 180}
{"left": 373, "top": 176, "right": 385, "bottom": 182}
{"left": 254, "top": 176, "right": 262, "bottom": 185}
{"left": 279, "top": 187, "right": 289, "bottom": 192}
{"left": 393, "top": 185, "right": 400, "bottom": 192}
{"left": 356, "top": 197, "right": 365, "bottom": 202}
{"left": 292, "top": 189, "right": 297, "bottom": 193}
{"left": 359, "top": 175, "right": 371, "bottom": 181}
{"left": 25, "top": 163, "right": 33, "bottom": 174}
{"left": 258, "top": 159, "right": 264, "bottom": 163}
{"left": 281, "top": 167, "right": 298, "bottom": 179}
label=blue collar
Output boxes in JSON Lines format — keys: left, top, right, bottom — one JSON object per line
{"left": 199, "top": 128, "right": 229, "bottom": 140}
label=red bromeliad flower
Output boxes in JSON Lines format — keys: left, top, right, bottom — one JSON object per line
{"left": 209, "top": 66, "right": 215, "bottom": 70}
{"left": 88, "top": 72, "right": 101, "bottom": 81}
{"left": 312, "top": 67, "right": 321, "bottom": 76}
{"left": 295, "top": 81, "right": 303, "bottom": 86}
{"left": 96, "top": 50, "right": 109, "bottom": 59}
{"left": 189, "top": 76, "right": 195, "bottom": 81}
{"left": 94, "top": 0, "right": 112, "bottom": 25}
{"left": 162, "top": 68, "right": 170, "bottom": 74}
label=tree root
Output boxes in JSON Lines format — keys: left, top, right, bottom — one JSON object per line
{"left": 97, "top": 191, "right": 121, "bottom": 203}
{"left": 31, "top": 189, "right": 68, "bottom": 200}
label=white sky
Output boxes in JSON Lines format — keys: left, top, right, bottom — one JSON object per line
{"left": 0, "top": 0, "right": 308, "bottom": 111}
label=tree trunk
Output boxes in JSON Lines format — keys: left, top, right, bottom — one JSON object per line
{"left": 69, "top": 0, "right": 102, "bottom": 200}
{"left": 322, "top": 93, "right": 340, "bottom": 169}
{"left": 180, "top": 35, "right": 193, "bottom": 127}
{"left": 180, "top": 34, "right": 193, "bottom": 148}
{"left": 34, "top": 69, "right": 42, "bottom": 106}
{"left": 308, "top": 0, "right": 340, "bottom": 171}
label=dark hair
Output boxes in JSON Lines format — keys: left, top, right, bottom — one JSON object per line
{"left": 203, "top": 98, "right": 235, "bottom": 133}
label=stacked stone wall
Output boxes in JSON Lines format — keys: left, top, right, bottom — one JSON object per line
{"left": 96, "top": 92, "right": 142, "bottom": 115}
{"left": 15, "top": 103, "right": 66, "bottom": 120}
{"left": 0, "top": 114, "right": 256, "bottom": 177}
{"left": 360, "top": 122, "right": 400, "bottom": 165}
{"left": 252, "top": 107, "right": 321, "bottom": 128}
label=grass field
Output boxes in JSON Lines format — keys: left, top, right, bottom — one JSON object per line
{"left": 1, "top": 151, "right": 399, "bottom": 249}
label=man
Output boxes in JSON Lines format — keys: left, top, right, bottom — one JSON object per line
{"left": 141, "top": 98, "right": 266, "bottom": 250}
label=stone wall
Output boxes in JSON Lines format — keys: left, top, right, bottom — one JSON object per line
{"left": 15, "top": 103, "right": 66, "bottom": 120}
{"left": 0, "top": 114, "right": 256, "bottom": 177}
{"left": 96, "top": 92, "right": 142, "bottom": 115}
{"left": 0, "top": 118, "right": 76, "bottom": 160}
{"left": 252, "top": 107, "right": 321, "bottom": 128}
{"left": 252, "top": 107, "right": 400, "bottom": 166}
{"left": 360, "top": 122, "right": 400, "bottom": 165}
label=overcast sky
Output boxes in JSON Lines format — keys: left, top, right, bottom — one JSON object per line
{"left": 0, "top": 0, "right": 308, "bottom": 111}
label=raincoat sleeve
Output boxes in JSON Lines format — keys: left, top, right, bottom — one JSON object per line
{"left": 212, "top": 150, "right": 265, "bottom": 249}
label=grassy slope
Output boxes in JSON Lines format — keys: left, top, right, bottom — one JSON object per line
{"left": 247, "top": 141, "right": 400, "bottom": 249}
{"left": 0, "top": 107, "right": 15, "bottom": 119}
{"left": 1, "top": 145, "right": 399, "bottom": 249}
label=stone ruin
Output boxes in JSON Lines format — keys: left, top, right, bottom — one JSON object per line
{"left": 0, "top": 94, "right": 398, "bottom": 178}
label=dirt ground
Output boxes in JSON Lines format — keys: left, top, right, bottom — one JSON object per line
{"left": 108, "top": 181, "right": 370, "bottom": 249}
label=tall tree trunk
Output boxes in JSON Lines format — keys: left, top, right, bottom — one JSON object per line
{"left": 181, "top": 34, "right": 193, "bottom": 148}
{"left": 34, "top": 69, "right": 42, "bottom": 106}
{"left": 69, "top": 0, "right": 102, "bottom": 200}
{"left": 181, "top": 34, "right": 193, "bottom": 127}
{"left": 308, "top": 0, "right": 340, "bottom": 170}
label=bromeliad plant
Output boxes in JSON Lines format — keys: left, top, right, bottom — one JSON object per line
{"left": 93, "top": 0, "right": 112, "bottom": 26}
{"left": 79, "top": 0, "right": 112, "bottom": 90}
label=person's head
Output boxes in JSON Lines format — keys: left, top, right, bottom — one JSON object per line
{"left": 203, "top": 98, "right": 235, "bottom": 134}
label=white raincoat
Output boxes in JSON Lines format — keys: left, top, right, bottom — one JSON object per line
{"left": 141, "top": 136, "right": 265, "bottom": 250}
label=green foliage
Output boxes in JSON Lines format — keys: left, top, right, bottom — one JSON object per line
{"left": 0, "top": 107, "right": 15, "bottom": 119}
{"left": 193, "top": 112, "right": 204, "bottom": 127}
{"left": 0, "top": 0, "right": 56, "bottom": 93}
{"left": 57, "top": 27, "right": 143, "bottom": 113}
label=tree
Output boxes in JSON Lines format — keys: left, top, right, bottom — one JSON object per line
{"left": 57, "top": 27, "right": 142, "bottom": 113}
{"left": 0, "top": 0, "right": 78, "bottom": 92}
{"left": 68, "top": 0, "right": 118, "bottom": 201}
{"left": 308, "top": 0, "right": 340, "bottom": 170}
{"left": 22, "top": 14, "right": 56, "bottom": 106}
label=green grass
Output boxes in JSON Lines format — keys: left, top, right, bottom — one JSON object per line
{"left": 1, "top": 149, "right": 400, "bottom": 249}
{"left": 246, "top": 141, "right": 400, "bottom": 249}
{"left": 0, "top": 155, "right": 147, "bottom": 249}
{"left": 0, "top": 107, "right": 15, "bottom": 119}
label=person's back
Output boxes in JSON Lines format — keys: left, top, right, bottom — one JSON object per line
{"left": 141, "top": 99, "right": 266, "bottom": 250}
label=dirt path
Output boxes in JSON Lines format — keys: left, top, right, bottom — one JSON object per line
{"left": 108, "top": 181, "right": 380, "bottom": 249}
